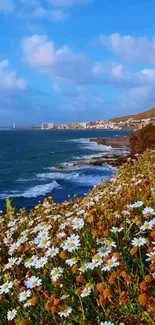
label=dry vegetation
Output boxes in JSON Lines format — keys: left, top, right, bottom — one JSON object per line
{"left": 0, "top": 150, "right": 155, "bottom": 325}
{"left": 111, "top": 106, "right": 155, "bottom": 122}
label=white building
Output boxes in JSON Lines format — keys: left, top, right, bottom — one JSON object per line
{"left": 42, "top": 123, "right": 54, "bottom": 130}
{"left": 80, "top": 122, "right": 87, "bottom": 129}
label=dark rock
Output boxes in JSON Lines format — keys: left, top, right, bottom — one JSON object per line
{"left": 56, "top": 166, "right": 64, "bottom": 170}
{"left": 90, "top": 137, "right": 130, "bottom": 148}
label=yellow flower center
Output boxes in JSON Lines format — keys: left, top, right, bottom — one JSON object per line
{"left": 41, "top": 239, "right": 47, "bottom": 244}
{"left": 69, "top": 243, "right": 75, "bottom": 248}
{"left": 93, "top": 254, "right": 100, "bottom": 260}
{"left": 107, "top": 261, "right": 114, "bottom": 267}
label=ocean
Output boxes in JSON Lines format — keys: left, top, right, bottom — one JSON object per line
{"left": 0, "top": 129, "right": 131, "bottom": 211}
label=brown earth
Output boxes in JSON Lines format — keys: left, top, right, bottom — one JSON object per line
{"left": 111, "top": 106, "right": 155, "bottom": 122}
{"left": 90, "top": 136, "right": 130, "bottom": 148}
{"left": 129, "top": 124, "right": 155, "bottom": 155}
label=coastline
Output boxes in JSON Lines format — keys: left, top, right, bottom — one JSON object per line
{"left": 0, "top": 130, "right": 131, "bottom": 210}
{"left": 57, "top": 135, "right": 131, "bottom": 170}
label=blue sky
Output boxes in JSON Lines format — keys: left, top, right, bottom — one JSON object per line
{"left": 1, "top": 0, "right": 155, "bottom": 126}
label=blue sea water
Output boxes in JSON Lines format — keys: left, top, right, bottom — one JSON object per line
{"left": 0, "top": 129, "right": 131, "bottom": 211}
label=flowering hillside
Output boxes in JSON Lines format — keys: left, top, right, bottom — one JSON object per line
{"left": 0, "top": 150, "right": 155, "bottom": 325}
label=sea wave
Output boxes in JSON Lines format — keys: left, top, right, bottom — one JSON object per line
{"left": 0, "top": 181, "right": 60, "bottom": 199}
{"left": 36, "top": 172, "right": 80, "bottom": 181}
{"left": 17, "top": 177, "right": 35, "bottom": 182}
{"left": 36, "top": 170, "right": 110, "bottom": 187}
{"left": 68, "top": 138, "right": 112, "bottom": 152}
{"left": 75, "top": 174, "right": 109, "bottom": 186}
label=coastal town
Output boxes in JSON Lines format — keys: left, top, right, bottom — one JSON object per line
{"left": 54, "top": 116, "right": 155, "bottom": 131}
{"left": 38, "top": 106, "right": 155, "bottom": 131}
{"left": 2, "top": 107, "right": 155, "bottom": 131}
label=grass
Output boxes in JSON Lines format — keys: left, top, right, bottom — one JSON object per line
{"left": 0, "top": 150, "right": 155, "bottom": 325}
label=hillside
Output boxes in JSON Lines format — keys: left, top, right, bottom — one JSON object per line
{"left": 130, "top": 123, "right": 155, "bottom": 155}
{"left": 0, "top": 151, "right": 155, "bottom": 325}
{"left": 112, "top": 106, "right": 155, "bottom": 122}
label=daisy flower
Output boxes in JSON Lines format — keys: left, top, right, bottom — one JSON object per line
{"left": 37, "top": 238, "right": 51, "bottom": 249}
{"left": 142, "top": 207, "right": 155, "bottom": 217}
{"left": 19, "top": 289, "right": 31, "bottom": 302}
{"left": 72, "top": 217, "right": 84, "bottom": 230}
{"left": 140, "top": 220, "right": 154, "bottom": 231}
{"left": 80, "top": 285, "right": 92, "bottom": 298}
{"left": 146, "top": 251, "right": 155, "bottom": 262}
{"left": 50, "top": 267, "right": 63, "bottom": 282}
{"left": 45, "top": 246, "right": 59, "bottom": 257}
{"left": 102, "top": 256, "right": 119, "bottom": 272}
{"left": 58, "top": 307, "right": 72, "bottom": 317}
{"left": 25, "top": 255, "right": 38, "bottom": 268}
{"left": 131, "top": 237, "right": 147, "bottom": 247}
{"left": 56, "top": 232, "right": 66, "bottom": 239}
{"left": 9, "top": 242, "right": 20, "bottom": 255}
{"left": 34, "top": 256, "right": 48, "bottom": 269}
{"left": 0, "top": 281, "right": 13, "bottom": 294}
{"left": 62, "top": 234, "right": 80, "bottom": 252}
{"left": 4, "top": 257, "right": 17, "bottom": 270}
{"left": 128, "top": 201, "right": 144, "bottom": 209}
{"left": 7, "top": 309, "right": 17, "bottom": 321}
{"left": 111, "top": 226, "right": 124, "bottom": 233}
{"left": 79, "top": 263, "right": 89, "bottom": 273}
{"left": 25, "top": 275, "right": 42, "bottom": 289}
{"left": 65, "top": 212, "right": 73, "bottom": 217}
{"left": 66, "top": 257, "right": 78, "bottom": 266}
{"left": 104, "top": 239, "right": 117, "bottom": 249}
{"left": 77, "top": 210, "right": 85, "bottom": 215}
{"left": 37, "top": 230, "right": 50, "bottom": 241}
{"left": 98, "top": 246, "right": 112, "bottom": 257}
{"left": 23, "top": 301, "right": 32, "bottom": 308}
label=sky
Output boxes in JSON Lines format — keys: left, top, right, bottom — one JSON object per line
{"left": 1, "top": 0, "right": 155, "bottom": 126}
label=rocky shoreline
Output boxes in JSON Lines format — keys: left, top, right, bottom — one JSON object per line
{"left": 56, "top": 135, "right": 132, "bottom": 170}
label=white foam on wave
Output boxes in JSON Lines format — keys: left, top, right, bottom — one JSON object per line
{"left": 73, "top": 153, "right": 103, "bottom": 161}
{"left": 36, "top": 170, "right": 111, "bottom": 187}
{"left": 63, "top": 164, "right": 114, "bottom": 172}
{"left": 37, "top": 172, "right": 80, "bottom": 181}
{"left": 17, "top": 177, "right": 35, "bottom": 182}
{"left": 69, "top": 138, "right": 112, "bottom": 152}
{"left": 76, "top": 174, "right": 109, "bottom": 186}
{"left": 0, "top": 181, "right": 60, "bottom": 200}
{"left": 23, "top": 181, "right": 61, "bottom": 198}
{"left": 44, "top": 164, "right": 114, "bottom": 173}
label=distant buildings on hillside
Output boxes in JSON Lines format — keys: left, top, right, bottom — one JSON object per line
{"left": 41, "top": 123, "right": 54, "bottom": 130}
{"left": 14, "top": 117, "right": 155, "bottom": 131}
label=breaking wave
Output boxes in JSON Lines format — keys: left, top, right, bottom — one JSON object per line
{"left": 0, "top": 181, "right": 60, "bottom": 199}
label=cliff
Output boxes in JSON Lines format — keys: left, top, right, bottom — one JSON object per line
{"left": 130, "top": 123, "right": 155, "bottom": 155}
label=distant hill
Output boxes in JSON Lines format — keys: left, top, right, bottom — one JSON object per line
{"left": 111, "top": 106, "right": 155, "bottom": 122}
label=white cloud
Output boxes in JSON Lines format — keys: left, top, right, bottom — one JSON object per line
{"left": 96, "top": 33, "right": 155, "bottom": 63}
{"left": 50, "top": 9, "right": 69, "bottom": 22}
{"left": 33, "top": 6, "right": 69, "bottom": 22}
{"left": 22, "top": 34, "right": 155, "bottom": 90}
{"left": 48, "top": 0, "right": 90, "bottom": 7}
{"left": 22, "top": 35, "right": 91, "bottom": 81}
{"left": 22, "top": 35, "right": 56, "bottom": 68}
{"left": 0, "top": 0, "right": 14, "bottom": 11}
{"left": 0, "top": 59, "right": 27, "bottom": 90}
